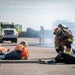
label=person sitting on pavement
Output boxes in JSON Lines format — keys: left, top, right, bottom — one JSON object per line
{"left": 0, "top": 41, "right": 29, "bottom": 60}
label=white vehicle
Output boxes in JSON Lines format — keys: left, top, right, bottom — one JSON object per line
{"left": 0, "top": 22, "right": 22, "bottom": 43}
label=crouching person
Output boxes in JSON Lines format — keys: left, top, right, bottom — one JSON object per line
{"left": 0, "top": 41, "right": 29, "bottom": 60}
{"left": 53, "top": 27, "right": 73, "bottom": 54}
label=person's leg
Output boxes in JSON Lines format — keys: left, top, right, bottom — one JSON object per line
{"left": 15, "top": 50, "right": 22, "bottom": 59}
{"left": 42, "top": 37, "right": 45, "bottom": 45}
{"left": 4, "top": 51, "right": 16, "bottom": 60}
{"left": 39, "top": 38, "right": 42, "bottom": 45}
{"left": 56, "top": 46, "right": 64, "bottom": 53}
{"left": 4, "top": 50, "right": 22, "bottom": 60}
{"left": 65, "top": 41, "right": 72, "bottom": 54}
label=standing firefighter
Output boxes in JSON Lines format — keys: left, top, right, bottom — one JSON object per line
{"left": 53, "top": 27, "right": 73, "bottom": 54}
{"left": 39, "top": 26, "right": 45, "bottom": 45}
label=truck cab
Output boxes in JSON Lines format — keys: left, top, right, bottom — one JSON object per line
{"left": 0, "top": 22, "right": 22, "bottom": 43}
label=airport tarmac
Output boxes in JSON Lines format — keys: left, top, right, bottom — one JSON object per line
{"left": 0, "top": 38, "right": 75, "bottom": 75}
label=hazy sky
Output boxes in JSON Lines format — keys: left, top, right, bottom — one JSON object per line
{"left": 0, "top": 0, "right": 75, "bottom": 31}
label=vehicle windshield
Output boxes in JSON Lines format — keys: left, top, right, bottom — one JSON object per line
{"left": 4, "top": 30, "right": 14, "bottom": 35}
{"left": 2, "top": 24, "right": 15, "bottom": 29}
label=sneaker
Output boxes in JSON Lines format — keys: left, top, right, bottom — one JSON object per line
{"left": 39, "top": 59, "right": 46, "bottom": 64}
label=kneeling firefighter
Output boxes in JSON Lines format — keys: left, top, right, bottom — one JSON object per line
{"left": 53, "top": 27, "right": 73, "bottom": 54}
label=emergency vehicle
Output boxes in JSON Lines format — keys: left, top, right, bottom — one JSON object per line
{"left": 0, "top": 22, "right": 22, "bottom": 43}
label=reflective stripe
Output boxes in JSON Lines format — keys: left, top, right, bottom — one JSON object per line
{"left": 55, "top": 47, "right": 59, "bottom": 49}
{"left": 65, "top": 51, "right": 70, "bottom": 54}
{"left": 67, "top": 38, "right": 72, "bottom": 42}
{"left": 65, "top": 49, "right": 71, "bottom": 54}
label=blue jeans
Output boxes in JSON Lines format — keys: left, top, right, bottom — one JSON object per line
{"left": 0, "top": 55, "right": 5, "bottom": 60}
{"left": 0, "top": 50, "right": 22, "bottom": 60}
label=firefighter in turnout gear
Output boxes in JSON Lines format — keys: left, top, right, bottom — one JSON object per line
{"left": 39, "top": 26, "right": 45, "bottom": 45}
{"left": 53, "top": 27, "right": 73, "bottom": 54}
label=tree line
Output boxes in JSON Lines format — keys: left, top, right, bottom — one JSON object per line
{"left": 19, "top": 27, "right": 53, "bottom": 38}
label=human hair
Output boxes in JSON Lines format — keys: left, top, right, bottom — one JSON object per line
{"left": 20, "top": 41, "right": 28, "bottom": 47}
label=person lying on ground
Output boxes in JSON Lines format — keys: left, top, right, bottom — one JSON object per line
{"left": 39, "top": 53, "right": 75, "bottom": 64}
{"left": 0, "top": 41, "right": 29, "bottom": 60}
{"left": 54, "top": 52, "right": 75, "bottom": 64}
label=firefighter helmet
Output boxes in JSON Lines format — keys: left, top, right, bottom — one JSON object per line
{"left": 53, "top": 28, "right": 62, "bottom": 36}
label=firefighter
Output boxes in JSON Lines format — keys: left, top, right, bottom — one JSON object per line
{"left": 53, "top": 27, "right": 73, "bottom": 54}
{"left": 39, "top": 26, "right": 45, "bottom": 45}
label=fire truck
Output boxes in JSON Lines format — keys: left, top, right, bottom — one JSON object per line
{"left": 0, "top": 22, "right": 22, "bottom": 43}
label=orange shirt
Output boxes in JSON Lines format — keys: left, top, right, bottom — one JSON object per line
{"left": 0, "top": 46, "right": 8, "bottom": 52}
{"left": 14, "top": 44, "right": 29, "bottom": 59}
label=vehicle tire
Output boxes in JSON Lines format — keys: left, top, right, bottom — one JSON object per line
{"left": 14, "top": 38, "right": 17, "bottom": 43}
{"left": 0, "top": 40, "right": 3, "bottom": 43}
{"left": 11, "top": 40, "right": 14, "bottom": 43}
